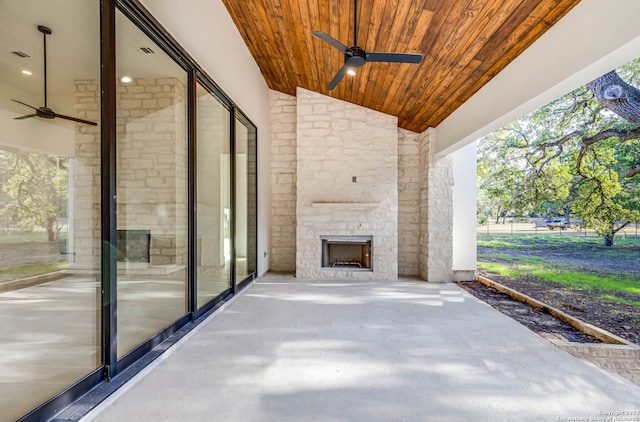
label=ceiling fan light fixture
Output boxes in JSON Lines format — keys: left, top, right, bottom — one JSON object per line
{"left": 311, "top": 0, "right": 422, "bottom": 91}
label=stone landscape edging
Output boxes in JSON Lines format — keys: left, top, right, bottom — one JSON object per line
{"left": 0, "top": 271, "right": 65, "bottom": 293}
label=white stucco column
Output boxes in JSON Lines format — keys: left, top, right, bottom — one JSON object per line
{"left": 451, "top": 142, "right": 477, "bottom": 281}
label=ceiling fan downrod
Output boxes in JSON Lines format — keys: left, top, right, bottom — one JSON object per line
{"left": 38, "top": 25, "right": 52, "bottom": 108}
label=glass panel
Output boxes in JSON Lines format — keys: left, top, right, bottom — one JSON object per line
{"left": 196, "top": 83, "right": 231, "bottom": 307}
{"left": 0, "top": 1, "right": 101, "bottom": 419}
{"left": 116, "top": 11, "right": 188, "bottom": 358}
{"left": 235, "top": 116, "right": 257, "bottom": 283}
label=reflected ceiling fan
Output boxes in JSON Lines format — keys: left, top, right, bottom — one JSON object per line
{"left": 11, "top": 25, "right": 97, "bottom": 126}
{"left": 311, "top": 0, "right": 423, "bottom": 91}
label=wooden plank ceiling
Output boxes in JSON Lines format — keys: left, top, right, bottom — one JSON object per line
{"left": 222, "top": 0, "right": 581, "bottom": 133}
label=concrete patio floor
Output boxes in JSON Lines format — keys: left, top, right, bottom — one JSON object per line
{"left": 82, "top": 273, "right": 640, "bottom": 421}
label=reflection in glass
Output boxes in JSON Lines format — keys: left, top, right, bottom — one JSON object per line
{"left": 0, "top": 1, "right": 101, "bottom": 419}
{"left": 115, "top": 11, "right": 188, "bottom": 357}
{"left": 235, "top": 116, "right": 257, "bottom": 283}
{"left": 196, "top": 83, "right": 231, "bottom": 307}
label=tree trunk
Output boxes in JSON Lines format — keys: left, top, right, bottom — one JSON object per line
{"left": 588, "top": 71, "right": 640, "bottom": 126}
{"left": 604, "top": 233, "right": 614, "bottom": 247}
{"left": 563, "top": 206, "right": 571, "bottom": 225}
{"left": 47, "top": 218, "right": 54, "bottom": 241}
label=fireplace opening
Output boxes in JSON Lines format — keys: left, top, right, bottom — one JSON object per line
{"left": 321, "top": 236, "right": 372, "bottom": 271}
{"left": 117, "top": 229, "right": 151, "bottom": 263}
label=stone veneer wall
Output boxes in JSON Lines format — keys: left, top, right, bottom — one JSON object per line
{"left": 397, "top": 129, "right": 420, "bottom": 276}
{"left": 269, "top": 91, "right": 297, "bottom": 272}
{"left": 418, "top": 130, "right": 430, "bottom": 280}
{"left": 72, "top": 80, "right": 102, "bottom": 270}
{"left": 420, "top": 129, "right": 453, "bottom": 282}
{"left": 117, "top": 78, "right": 187, "bottom": 266}
{"left": 73, "top": 78, "right": 187, "bottom": 269}
{"left": 295, "top": 88, "right": 398, "bottom": 280}
{"left": 196, "top": 92, "right": 229, "bottom": 272}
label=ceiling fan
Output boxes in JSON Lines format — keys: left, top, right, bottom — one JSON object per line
{"left": 11, "top": 25, "right": 97, "bottom": 126}
{"left": 312, "top": 0, "right": 423, "bottom": 91}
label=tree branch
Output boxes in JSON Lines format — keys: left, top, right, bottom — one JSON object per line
{"left": 626, "top": 166, "right": 640, "bottom": 177}
{"left": 588, "top": 71, "right": 640, "bottom": 126}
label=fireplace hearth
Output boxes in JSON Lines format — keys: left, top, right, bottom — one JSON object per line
{"left": 321, "top": 236, "right": 372, "bottom": 271}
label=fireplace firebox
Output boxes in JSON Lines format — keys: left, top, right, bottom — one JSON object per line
{"left": 117, "top": 229, "right": 151, "bottom": 263}
{"left": 321, "top": 235, "right": 372, "bottom": 270}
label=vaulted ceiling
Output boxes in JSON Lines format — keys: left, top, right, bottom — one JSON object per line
{"left": 221, "top": 0, "right": 581, "bottom": 133}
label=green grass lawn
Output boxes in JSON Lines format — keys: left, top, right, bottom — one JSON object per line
{"left": 478, "top": 234, "right": 640, "bottom": 248}
{"left": 0, "top": 262, "right": 65, "bottom": 278}
{"left": 478, "top": 234, "right": 640, "bottom": 308}
{"left": 0, "top": 230, "right": 68, "bottom": 282}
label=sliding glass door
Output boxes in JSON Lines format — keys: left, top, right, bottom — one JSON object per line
{"left": 115, "top": 9, "right": 189, "bottom": 358}
{"left": 196, "top": 82, "right": 232, "bottom": 307}
{"left": 0, "top": 1, "right": 101, "bottom": 420}
{"left": 234, "top": 115, "right": 257, "bottom": 284}
{"left": 0, "top": 1, "right": 259, "bottom": 419}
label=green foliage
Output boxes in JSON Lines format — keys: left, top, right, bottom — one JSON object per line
{"left": 572, "top": 143, "right": 640, "bottom": 242}
{"left": 477, "top": 57, "right": 640, "bottom": 245}
{"left": 477, "top": 129, "right": 541, "bottom": 223}
{"left": 0, "top": 150, "right": 67, "bottom": 240}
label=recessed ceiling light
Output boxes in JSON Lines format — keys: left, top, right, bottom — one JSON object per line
{"left": 21, "top": 70, "right": 32, "bottom": 76}
{"left": 346, "top": 69, "right": 356, "bottom": 76}
{"left": 120, "top": 76, "right": 133, "bottom": 83}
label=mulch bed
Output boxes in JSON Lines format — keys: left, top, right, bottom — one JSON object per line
{"left": 456, "top": 279, "right": 602, "bottom": 344}
{"left": 476, "top": 239, "right": 640, "bottom": 346}
{"left": 462, "top": 271, "right": 640, "bottom": 345}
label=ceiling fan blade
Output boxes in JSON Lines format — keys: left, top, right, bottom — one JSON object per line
{"left": 11, "top": 99, "right": 39, "bottom": 111}
{"left": 327, "top": 65, "right": 350, "bottom": 91}
{"left": 54, "top": 113, "right": 98, "bottom": 126}
{"left": 14, "top": 114, "right": 37, "bottom": 120}
{"left": 311, "top": 31, "right": 349, "bottom": 54}
{"left": 366, "top": 52, "right": 423, "bottom": 64}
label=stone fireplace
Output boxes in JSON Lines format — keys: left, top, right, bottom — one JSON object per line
{"left": 269, "top": 88, "right": 454, "bottom": 282}
{"left": 295, "top": 88, "right": 398, "bottom": 280}
{"left": 321, "top": 235, "right": 372, "bottom": 270}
